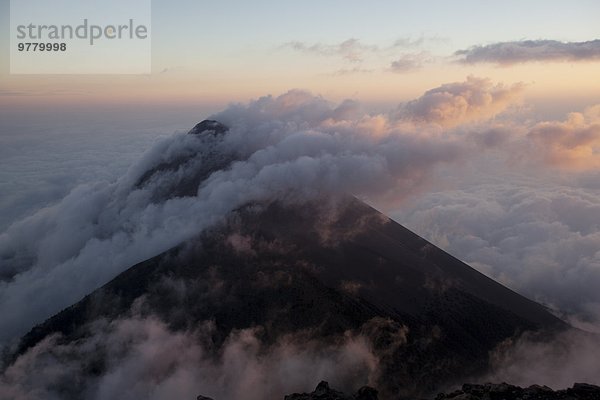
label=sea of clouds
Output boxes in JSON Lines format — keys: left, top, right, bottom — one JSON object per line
{"left": 1, "top": 78, "right": 600, "bottom": 397}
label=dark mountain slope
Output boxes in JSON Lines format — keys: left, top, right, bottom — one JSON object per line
{"left": 15, "top": 197, "right": 566, "bottom": 398}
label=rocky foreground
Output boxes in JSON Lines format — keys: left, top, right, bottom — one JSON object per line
{"left": 196, "top": 381, "right": 600, "bottom": 400}
{"left": 435, "top": 382, "right": 600, "bottom": 400}
{"left": 284, "top": 381, "right": 379, "bottom": 400}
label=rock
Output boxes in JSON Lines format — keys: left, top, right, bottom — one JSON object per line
{"left": 436, "top": 382, "right": 600, "bottom": 400}
{"left": 572, "top": 383, "right": 600, "bottom": 392}
{"left": 314, "top": 381, "right": 336, "bottom": 395}
{"left": 283, "top": 380, "right": 378, "bottom": 400}
{"left": 189, "top": 119, "right": 229, "bottom": 136}
{"left": 197, "top": 382, "right": 600, "bottom": 400}
{"left": 355, "top": 386, "right": 379, "bottom": 400}
{"left": 461, "top": 383, "right": 485, "bottom": 396}
{"left": 569, "top": 383, "right": 600, "bottom": 399}
{"left": 525, "top": 384, "right": 553, "bottom": 392}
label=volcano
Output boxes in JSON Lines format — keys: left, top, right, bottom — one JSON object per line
{"left": 10, "top": 121, "right": 566, "bottom": 399}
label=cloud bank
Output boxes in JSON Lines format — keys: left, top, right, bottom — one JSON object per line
{"left": 3, "top": 81, "right": 598, "bottom": 346}
{"left": 527, "top": 105, "right": 600, "bottom": 169}
{"left": 400, "top": 76, "right": 524, "bottom": 127}
{"left": 2, "top": 80, "right": 600, "bottom": 397}
{"left": 1, "top": 84, "right": 511, "bottom": 344}
{"left": 455, "top": 39, "right": 600, "bottom": 65}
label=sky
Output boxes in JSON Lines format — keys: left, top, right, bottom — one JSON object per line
{"left": 1, "top": 1, "right": 600, "bottom": 396}
{"left": 1, "top": 0, "right": 600, "bottom": 108}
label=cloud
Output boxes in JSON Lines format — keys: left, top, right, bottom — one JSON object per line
{"left": 158, "top": 66, "right": 185, "bottom": 74}
{"left": 283, "top": 39, "right": 377, "bottom": 63}
{"left": 455, "top": 39, "right": 600, "bottom": 65}
{"left": 400, "top": 76, "right": 524, "bottom": 127}
{"left": 0, "top": 89, "right": 34, "bottom": 97}
{"left": 282, "top": 36, "right": 443, "bottom": 73}
{"left": 0, "top": 89, "right": 89, "bottom": 96}
{"left": 8, "top": 86, "right": 596, "bottom": 349}
{"left": 526, "top": 105, "right": 600, "bottom": 169}
{"left": 394, "top": 182, "right": 600, "bottom": 327}
{"left": 328, "top": 67, "right": 373, "bottom": 76}
{"left": 485, "top": 329, "right": 600, "bottom": 389}
{"left": 0, "top": 112, "right": 193, "bottom": 232}
{"left": 2, "top": 84, "right": 598, "bottom": 374}
{"left": 0, "top": 315, "right": 378, "bottom": 400}
{"left": 0, "top": 89, "right": 488, "bottom": 344}
{"left": 392, "top": 35, "right": 447, "bottom": 49}
{"left": 389, "top": 52, "right": 431, "bottom": 73}
{"left": 3, "top": 84, "right": 600, "bottom": 396}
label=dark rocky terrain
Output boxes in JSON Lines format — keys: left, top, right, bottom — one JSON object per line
{"left": 195, "top": 381, "right": 600, "bottom": 400}
{"left": 196, "top": 381, "right": 378, "bottom": 400}
{"left": 436, "top": 382, "right": 600, "bottom": 400}
{"left": 9, "top": 121, "right": 571, "bottom": 399}
{"left": 284, "top": 381, "right": 378, "bottom": 400}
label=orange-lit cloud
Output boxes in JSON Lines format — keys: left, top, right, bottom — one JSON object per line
{"left": 399, "top": 76, "right": 524, "bottom": 127}
{"left": 528, "top": 105, "right": 600, "bottom": 169}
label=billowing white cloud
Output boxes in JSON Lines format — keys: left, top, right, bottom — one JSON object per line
{"left": 400, "top": 76, "right": 524, "bottom": 127}
{"left": 2, "top": 85, "right": 596, "bottom": 346}
{"left": 526, "top": 105, "right": 600, "bottom": 169}
{"left": 2, "top": 82, "right": 600, "bottom": 396}
{"left": 0, "top": 89, "right": 487, "bottom": 343}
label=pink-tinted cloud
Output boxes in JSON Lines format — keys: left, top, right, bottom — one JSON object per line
{"left": 0, "top": 315, "right": 379, "bottom": 400}
{"left": 400, "top": 76, "right": 524, "bottom": 127}
{"left": 527, "top": 105, "right": 600, "bottom": 169}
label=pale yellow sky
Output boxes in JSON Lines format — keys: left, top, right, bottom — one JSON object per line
{"left": 2, "top": 61, "right": 599, "bottom": 116}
